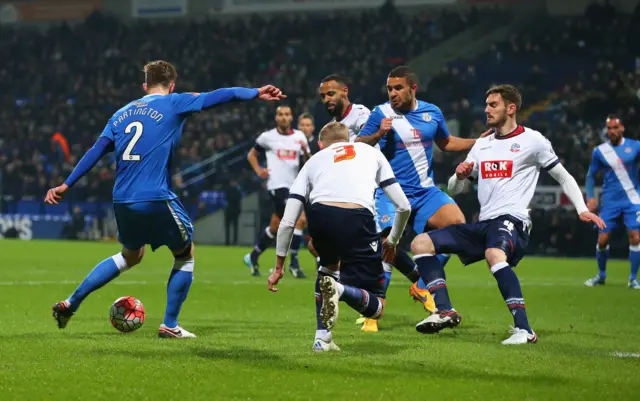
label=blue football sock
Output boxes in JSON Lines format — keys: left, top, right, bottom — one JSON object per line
{"left": 393, "top": 249, "right": 420, "bottom": 282}
{"left": 436, "top": 253, "right": 451, "bottom": 271}
{"left": 383, "top": 271, "right": 392, "bottom": 291}
{"left": 163, "top": 258, "right": 194, "bottom": 328}
{"left": 415, "top": 254, "right": 453, "bottom": 311}
{"left": 596, "top": 246, "right": 609, "bottom": 279}
{"left": 289, "top": 229, "right": 303, "bottom": 268}
{"left": 629, "top": 245, "right": 640, "bottom": 281}
{"left": 492, "top": 262, "right": 532, "bottom": 334}
{"left": 338, "top": 285, "right": 383, "bottom": 318}
{"left": 250, "top": 227, "right": 275, "bottom": 265}
{"left": 416, "top": 277, "right": 428, "bottom": 290}
{"left": 68, "top": 254, "right": 127, "bottom": 312}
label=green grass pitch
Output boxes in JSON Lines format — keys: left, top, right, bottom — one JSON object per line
{"left": 0, "top": 240, "right": 638, "bottom": 401}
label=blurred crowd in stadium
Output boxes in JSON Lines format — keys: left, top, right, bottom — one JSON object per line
{"left": 1, "top": 1, "right": 639, "bottom": 255}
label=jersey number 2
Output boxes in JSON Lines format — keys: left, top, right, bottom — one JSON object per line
{"left": 123, "top": 121, "right": 143, "bottom": 161}
{"left": 333, "top": 144, "right": 356, "bottom": 163}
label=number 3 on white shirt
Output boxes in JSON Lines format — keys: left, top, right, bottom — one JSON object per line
{"left": 123, "top": 121, "right": 143, "bottom": 161}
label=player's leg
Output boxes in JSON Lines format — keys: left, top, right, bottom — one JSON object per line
{"left": 155, "top": 199, "right": 196, "bottom": 339}
{"left": 628, "top": 230, "right": 640, "bottom": 288}
{"left": 482, "top": 218, "right": 536, "bottom": 345}
{"left": 307, "top": 237, "right": 321, "bottom": 269}
{"left": 288, "top": 211, "right": 307, "bottom": 278}
{"left": 52, "top": 204, "right": 144, "bottom": 329}
{"left": 585, "top": 232, "right": 611, "bottom": 286}
{"left": 306, "top": 203, "right": 343, "bottom": 352}
{"left": 411, "top": 223, "right": 484, "bottom": 334}
{"left": 585, "top": 206, "right": 617, "bottom": 286}
{"left": 409, "top": 191, "right": 464, "bottom": 311}
{"left": 245, "top": 213, "right": 280, "bottom": 276}
{"left": 159, "top": 243, "right": 196, "bottom": 338}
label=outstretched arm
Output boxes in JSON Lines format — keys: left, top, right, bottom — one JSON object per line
{"left": 547, "top": 163, "right": 606, "bottom": 229}
{"left": 435, "top": 136, "right": 477, "bottom": 152}
{"left": 44, "top": 135, "right": 114, "bottom": 205}
{"left": 585, "top": 149, "right": 602, "bottom": 211}
{"left": 172, "top": 85, "right": 286, "bottom": 115}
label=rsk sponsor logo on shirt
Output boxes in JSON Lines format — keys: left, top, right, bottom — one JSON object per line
{"left": 276, "top": 149, "right": 298, "bottom": 160}
{"left": 481, "top": 160, "right": 513, "bottom": 179}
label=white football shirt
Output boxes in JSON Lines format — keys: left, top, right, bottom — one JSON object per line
{"left": 465, "top": 126, "right": 559, "bottom": 224}
{"left": 333, "top": 103, "right": 371, "bottom": 142}
{"left": 255, "top": 128, "right": 310, "bottom": 191}
{"left": 289, "top": 142, "right": 395, "bottom": 213}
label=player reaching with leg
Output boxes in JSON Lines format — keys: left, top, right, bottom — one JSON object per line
{"left": 584, "top": 116, "right": 640, "bottom": 289}
{"left": 45, "top": 60, "right": 285, "bottom": 337}
{"left": 267, "top": 122, "right": 411, "bottom": 352}
{"left": 244, "top": 106, "right": 310, "bottom": 278}
{"left": 410, "top": 85, "right": 605, "bottom": 344}
{"left": 319, "top": 73, "right": 434, "bottom": 332}
{"left": 356, "top": 66, "right": 485, "bottom": 330}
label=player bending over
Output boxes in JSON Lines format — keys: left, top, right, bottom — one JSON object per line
{"left": 244, "top": 106, "right": 311, "bottom": 278}
{"left": 410, "top": 85, "right": 605, "bottom": 344}
{"left": 267, "top": 122, "right": 411, "bottom": 352}
{"left": 584, "top": 116, "right": 640, "bottom": 289}
{"left": 46, "top": 60, "right": 285, "bottom": 338}
{"left": 319, "top": 73, "right": 432, "bottom": 332}
{"left": 356, "top": 66, "right": 484, "bottom": 331}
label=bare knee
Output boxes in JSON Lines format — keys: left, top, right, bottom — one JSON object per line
{"left": 628, "top": 231, "right": 640, "bottom": 246}
{"left": 269, "top": 214, "right": 281, "bottom": 233}
{"left": 296, "top": 213, "right": 307, "bottom": 230}
{"left": 307, "top": 238, "right": 319, "bottom": 258}
{"left": 597, "top": 233, "right": 610, "bottom": 249}
{"left": 173, "top": 242, "right": 194, "bottom": 260}
{"left": 411, "top": 233, "right": 435, "bottom": 255}
{"left": 427, "top": 203, "right": 466, "bottom": 229}
{"left": 485, "top": 248, "right": 507, "bottom": 267}
{"left": 122, "top": 247, "right": 145, "bottom": 267}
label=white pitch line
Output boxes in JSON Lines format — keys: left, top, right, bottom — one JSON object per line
{"left": 612, "top": 352, "right": 640, "bottom": 358}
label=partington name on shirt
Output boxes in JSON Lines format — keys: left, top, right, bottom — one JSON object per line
{"left": 113, "top": 107, "right": 164, "bottom": 127}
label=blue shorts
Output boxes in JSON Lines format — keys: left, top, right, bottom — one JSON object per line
{"left": 599, "top": 202, "right": 640, "bottom": 233}
{"left": 375, "top": 186, "right": 456, "bottom": 235}
{"left": 429, "top": 214, "right": 530, "bottom": 267}
{"left": 113, "top": 199, "right": 193, "bottom": 252}
{"left": 307, "top": 203, "right": 385, "bottom": 298}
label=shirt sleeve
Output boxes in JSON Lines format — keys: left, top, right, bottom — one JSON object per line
{"left": 586, "top": 147, "right": 603, "bottom": 199}
{"left": 298, "top": 132, "right": 310, "bottom": 155}
{"left": 98, "top": 121, "right": 115, "bottom": 141}
{"left": 433, "top": 107, "right": 450, "bottom": 140}
{"left": 375, "top": 149, "right": 397, "bottom": 187}
{"left": 353, "top": 107, "right": 372, "bottom": 137}
{"left": 169, "top": 92, "right": 206, "bottom": 115}
{"left": 358, "top": 106, "right": 384, "bottom": 137}
{"left": 464, "top": 143, "right": 480, "bottom": 181}
{"left": 254, "top": 132, "right": 269, "bottom": 152}
{"left": 534, "top": 134, "right": 560, "bottom": 170}
{"left": 288, "top": 163, "right": 310, "bottom": 202}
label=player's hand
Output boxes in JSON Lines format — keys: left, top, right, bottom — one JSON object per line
{"left": 587, "top": 198, "right": 598, "bottom": 213}
{"left": 256, "top": 167, "right": 269, "bottom": 179}
{"left": 382, "top": 238, "right": 397, "bottom": 264}
{"left": 379, "top": 118, "right": 393, "bottom": 135}
{"left": 579, "top": 211, "right": 606, "bottom": 230}
{"left": 44, "top": 184, "right": 69, "bottom": 205}
{"left": 297, "top": 140, "right": 309, "bottom": 153}
{"left": 455, "top": 161, "right": 474, "bottom": 180}
{"left": 257, "top": 85, "right": 287, "bottom": 101}
{"left": 268, "top": 267, "right": 284, "bottom": 292}
{"left": 479, "top": 129, "right": 494, "bottom": 138}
